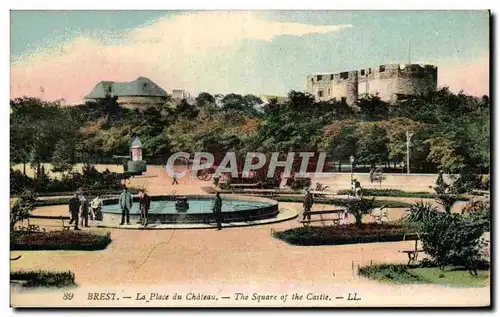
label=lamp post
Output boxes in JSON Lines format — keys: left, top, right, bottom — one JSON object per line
{"left": 406, "top": 131, "right": 414, "bottom": 174}
{"left": 350, "top": 155, "right": 355, "bottom": 185}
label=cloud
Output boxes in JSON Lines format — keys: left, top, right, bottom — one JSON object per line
{"left": 10, "top": 11, "right": 353, "bottom": 103}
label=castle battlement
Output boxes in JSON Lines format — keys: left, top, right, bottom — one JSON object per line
{"left": 306, "top": 63, "right": 438, "bottom": 104}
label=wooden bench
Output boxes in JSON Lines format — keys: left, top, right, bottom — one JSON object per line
{"left": 299, "top": 209, "right": 345, "bottom": 226}
{"left": 399, "top": 233, "right": 425, "bottom": 265}
{"left": 60, "top": 216, "right": 71, "bottom": 231}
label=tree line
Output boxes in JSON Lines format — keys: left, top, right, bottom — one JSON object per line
{"left": 10, "top": 88, "right": 490, "bottom": 176}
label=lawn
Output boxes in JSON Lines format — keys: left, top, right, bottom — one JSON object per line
{"left": 359, "top": 264, "right": 489, "bottom": 287}
{"left": 410, "top": 267, "right": 489, "bottom": 287}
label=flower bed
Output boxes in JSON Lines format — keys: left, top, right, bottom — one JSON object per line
{"left": 273, "top": 223, "right": 412, "bottom": 246}
{"left": 11, "top": 270, "right": 75, "bottom": 288}
{"left": 11, "top": 231, "right": 112, "bottom": 251}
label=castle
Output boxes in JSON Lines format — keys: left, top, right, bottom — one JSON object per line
{"left": 306, "top": 63, "right": 438, "bottom": 105}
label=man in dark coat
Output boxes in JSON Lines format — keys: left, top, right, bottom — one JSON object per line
{"left": 79, "top": 193, "right": 90, "bottom": 228}
{"left": 213, "top": 192, "right": 223, "bottom": 230}
{"left": 68, "top": 193, "right": 81, "bottom": 230}
{"left": 139, "top": 189, "right": 151, "bottom": 227}
{"left": 302, "top": 188, "right": 314, "bottom": 221}
{"left": 119, "top": 186, "right": 133, "bottom": 225}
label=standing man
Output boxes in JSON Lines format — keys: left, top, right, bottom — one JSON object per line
{"left": 302, "top": 188, "right": 314, "bottom": 221}
{"left": 139, "top": 189, "right": 151, "bottom": 227}
{"left": 119, "top": 186, "right": 133, "bottom": 225}
{"left": 79, "top": 193, "right": 90, "bottom": 228}
{"left": 212, "top": 192, "right": 223, "bottom": 230}
{"left": 68, "top": 193, "right": 81, "bottom": 230}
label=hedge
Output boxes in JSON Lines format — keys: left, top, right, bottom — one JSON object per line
{"left": 11, "top": 231, "right": 112, "bottom": 251}
{"left": 337, "top": 188, "right": 470, "bottom": 200}
{"left": 337, "top": 188, "right": 436, "bottom": 198}
{"left": 274, "top": 196, "right": 412, "bottom": 208}
{"left": 273, "top": 223, "right": 413, "bottom": 246}
{"left": 11, "top": 270, "right": 75, "bottom": 288}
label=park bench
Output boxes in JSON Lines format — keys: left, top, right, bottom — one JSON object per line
{"left": 399, "top": 233, "right": 425, "bottom": 265}
{"left": 299, "top": 209, "right": 345, "bottom": 226}
{"left": 242, "top": 188, "right": 277, "bottom": 197}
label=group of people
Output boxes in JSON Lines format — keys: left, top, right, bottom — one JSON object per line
{"left": 68, "top": 193, "right": 102, "bottom": 230}
{"left": 118, "top": 186, "right": 151, "bottom": 227}
{"left": 67, "top": 186, "right": 152, "bottom": 229}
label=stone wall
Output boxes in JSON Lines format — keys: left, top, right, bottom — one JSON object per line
{"left": 307, "top": 64, "right": 438, "bottom": 105}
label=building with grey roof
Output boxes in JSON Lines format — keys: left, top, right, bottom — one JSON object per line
{"left": 85, "top": 77, "right": 168, "bottom": 110}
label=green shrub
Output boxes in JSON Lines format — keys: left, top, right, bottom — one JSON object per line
{"left": 359, "top": 264, "right": 425, "bottom": 284}
{"left": 403, "top": 200, "right": 439, "bottom": 224}
{"left": 436, "top": 194, "right": 460, "bottom": 213}
{"left": 452, "top": 170, "right": 483, "bottom": 194}
{"left": 273, "top": 223, "right": 410, "bottom": 246}
{"left": 419, "top": 212, "right": 487, "bottom": 275}
{"left": 463, "top": 200, "right": 490, "bottom": 232}
{"left": 339, "top": 197, "right": 376, "bottom": 226}
{"left": 11, "top": 231, "right": 112, "bottom": 251}
{"left": 11, "top": 270, "right": 75, "bottom": 288}
{"left": 10, "top": 189, "right": 38, "bottom": 231}
{"left": 10, "top": 164, "right": 125, "bottom": 195}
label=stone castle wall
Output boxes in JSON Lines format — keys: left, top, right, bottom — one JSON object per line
{"left": 307, "top": 64, "right": 438, "bottom": 104}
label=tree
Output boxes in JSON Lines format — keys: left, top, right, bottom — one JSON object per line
{"left": 356, "top": 122, "right": 389, "bottom": 166}
{"left": 382, "top": 117, "right": 427, "bottom": 168}
{"left": 10, "top": 189, "right": 38, "bottom": 231}
{"left": 341, "top": 197, "right": 376, "bottom": 226}
{"left": 321, "top": 120, "right": 358, "bottom": 171}
{"left": 356, "top": 94, "right": 389, "bottom": 121}
{"left": 425, "top": 136, "right": 466, "bottom": 173}
{"left": 51, "top": 139, "right": 76, "bottom": 173}
{"left": 195, "top": 92, "right": 216, "bottom": 108}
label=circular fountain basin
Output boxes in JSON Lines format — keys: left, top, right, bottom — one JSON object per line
{"left": 101, "top": 194, "right": 279, "bottom": 224}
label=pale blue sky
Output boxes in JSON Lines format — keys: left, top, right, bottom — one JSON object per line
{"left": 10, "top": 11, "right": 490, "bottom": 100}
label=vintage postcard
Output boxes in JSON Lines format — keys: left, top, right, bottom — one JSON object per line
{"left": 9, "top": 9, "right": 491, "bottom": 308}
